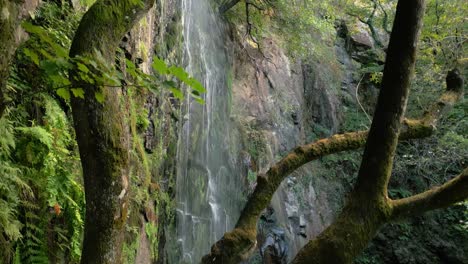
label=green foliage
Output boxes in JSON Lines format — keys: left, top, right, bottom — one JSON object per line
{"left": 145, "top": 222, "right": 159, "bottom": 259}
{"left": 273, "top": 0, "right": 338, "bottom": 60}
{"left": 0, "top": 115, "right": 32, "bottom": 263}
{"left": 20, "top": 20, "right": 206, "bottom": 104}
{"left": 222, "top": 0, "right": 339, "bottom": 62}
{"left": 12, "top": 96, "right": 84, "bottom": 264}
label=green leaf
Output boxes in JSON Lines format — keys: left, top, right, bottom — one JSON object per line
{"left": 23, "top": 48, "right": 40, "bottom": 65}
{"left": 191, "top": 93, "right": 205, "bottom": 105}
{"left": 77, "top": 63, "right": 90, "bottom": 74}
{"left": 152, "top": 56, "right": 168, "bottom": 74}
{"left": 169, "top": 66, "right": 188, "bottom": 82}
{"left": 41, "top": 60, "right": 60, "bottom": 75}
{"left": 187, "top": 77, "right": 206, "bottom": 93}
{"left": 125, "top": 59, "right": 136, "bottom": 70}
{"left": 71, "top": 88, "right": 85, "bottom": 99}
{"left": 56, "top": 88, "right": 71, "bottom": 100}
{"left": 169, "top": 87, "right": 184, "bottom": 100}
{"left": 95, "top": 91, "right": 104, "bottom": 103}
{"left": 21, "top": 21, "right": 44, "bottom": 34}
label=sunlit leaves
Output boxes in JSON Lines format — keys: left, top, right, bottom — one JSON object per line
{"left": 23, "top": 48, "right": 40, "bottom": 66}
{"left": 56, "top": 88, "right": 71, "bottom": 100}
{"left": 70, "top": 88, "right": 85, "bottom": 99}
{"left": 94, "top": 90, "right": 105, "bottom": 103}
{"left": 152, "top": 56, "right": 168, "bottom": 74}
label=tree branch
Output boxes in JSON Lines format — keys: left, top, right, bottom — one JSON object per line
{"left": 391, "top": 167, "right": 468, "bottom": 219}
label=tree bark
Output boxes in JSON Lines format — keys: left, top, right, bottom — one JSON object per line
{"left": 68, "top": 0, "right": 154, "bottom": 263}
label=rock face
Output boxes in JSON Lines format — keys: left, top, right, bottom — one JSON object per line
{"left": 122, "top": 1, "right": 183, "bottom": 263}
{"left": 224, "top": 23, "right": 348, "bottom": 261}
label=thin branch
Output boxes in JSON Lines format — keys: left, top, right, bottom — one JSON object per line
{"left": 355, "top": 75, "right": 371, "bottom": 124}
{"left": 390, "top": 167, "right": 468, "bottom": 219}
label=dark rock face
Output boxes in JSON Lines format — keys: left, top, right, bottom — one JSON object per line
{"left": 224, "top": 22, "right": 345, "bottom": 261}
{"left": 302, "top": 62, "right": 341, "bottom": 134}
{"left": 260, "top": 228, "right": 288, "bottom": 264}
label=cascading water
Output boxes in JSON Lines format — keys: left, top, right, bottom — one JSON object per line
{"left": 175, "top": 0, "right": 245, "bottom": 262}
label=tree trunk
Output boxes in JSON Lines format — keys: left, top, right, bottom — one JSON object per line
{"left": 68, "top": 0, "right": 154, "bottom": 263}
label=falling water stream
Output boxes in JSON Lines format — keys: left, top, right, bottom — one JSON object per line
{"left": 175, "top": 0, "right": 245, "bottom": 262}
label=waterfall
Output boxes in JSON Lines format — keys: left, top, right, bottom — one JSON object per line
{"left": 175, "top": 0, "right": 245, "bottom": 262}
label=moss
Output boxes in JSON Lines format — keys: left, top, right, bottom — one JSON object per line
{"left": 201, "top": 228, "right": 257, "bottom": 264}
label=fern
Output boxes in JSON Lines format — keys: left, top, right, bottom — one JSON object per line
{"left": 0, "top": 115, "right": 32, "bottom": 263}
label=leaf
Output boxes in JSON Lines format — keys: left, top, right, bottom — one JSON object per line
{"left": 23, "top": 48, "right": 40, "bottom": 65}
{"left": 71, "top": 88, "right": 85, "bottom": 99}
{"left": 187, "top": 77, "right": 206, "bottom": 93}
{"left": 125, "top": 59, "right": 136, "bottom": 70}
{"left": 169, "top": 88, "right": 184, "bottom": 100}
{"left": 21, "top": 21, "right": 44, "bottom": 34}
{"left": 56, "top": 88, "right": 71, "bottom": 100}
{"left": 77, "top": 63, "right": 90, "bottom": 74}
{"left": 169, "top": 66, "right": 188, "bottom": 82}
{"left": 152, "top": 56, "right": 168, "bottom": 74}
{"left": 95, "top": 91, "right": 105, "bottom": 103}
{"left": 191, "top": 93, "right": 205, "bottom": 105}
{"left": 41, "top": 60, "right": 60, "bottom": 75}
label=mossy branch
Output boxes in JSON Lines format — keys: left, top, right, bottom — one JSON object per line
{"left": 390, "top": 167, "right": 468, "bottom": 219}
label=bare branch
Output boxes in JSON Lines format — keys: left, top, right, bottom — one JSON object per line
{"left": 391, "top": 167, "right": 468, "bottom": 219}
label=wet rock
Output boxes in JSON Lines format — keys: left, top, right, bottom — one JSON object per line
{"left": 260, "top": 228, "right": 288, "bottom": 264}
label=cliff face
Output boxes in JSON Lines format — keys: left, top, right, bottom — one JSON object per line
{"left": 121, "top": 0, "right": 183, "bottom": 262}
{"left": 223, "top": 21, "right": 351, "bottom": 261}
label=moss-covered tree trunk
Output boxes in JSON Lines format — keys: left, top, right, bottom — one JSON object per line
{"left": 291, "top": 0, "right": 426, "bottom": 262}
{"left": 68, "top": 0, "right": 154, "bottom": 263}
